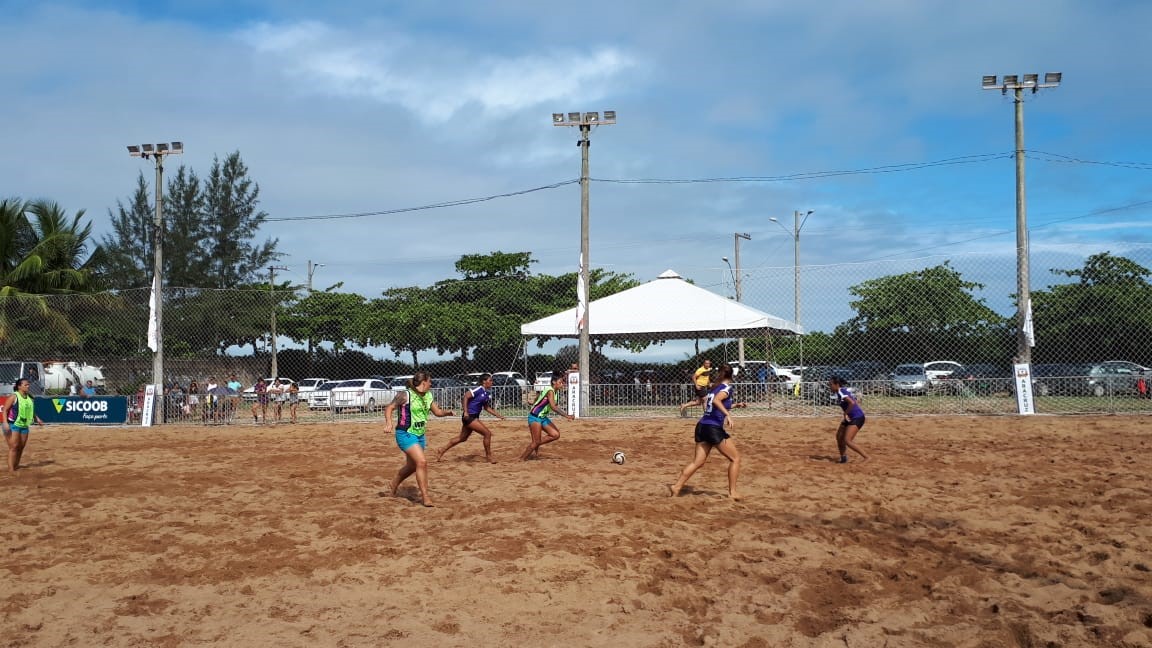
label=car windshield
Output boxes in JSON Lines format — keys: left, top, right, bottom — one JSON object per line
{"left": 0, "top": 362, "right": 21, "bottom": 384}
{"left": 335, "top": 380, "right": 365, "bottom": 388}
{"left": 894, "top": 365, "right": 926, "bottom": 375}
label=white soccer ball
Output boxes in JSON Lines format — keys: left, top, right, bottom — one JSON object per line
{"left": 612, "top": 451, "right": 626, "bottom": 465}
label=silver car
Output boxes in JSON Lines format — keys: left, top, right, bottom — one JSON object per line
{"left": 890, "top": 364, "right": 929, "bottom": 396}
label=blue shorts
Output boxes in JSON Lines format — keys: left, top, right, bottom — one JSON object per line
{"left": 6, "top": 425, "right": 30, "bottom": 435}
{"left": 527, "top": 414, "right": 553, "bottom": 427}
{"left": 395, "top": 429, "right": 426, "bottom": 452}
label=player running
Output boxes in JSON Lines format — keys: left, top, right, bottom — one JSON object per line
{"left": 519, "top": 370, "right": 574, "bottom": 461}
{"left": 670, "top": 364, "right": 742, "bottom": 500}
{"left": 437, "top": 373, "right": 506, "bottom": 463}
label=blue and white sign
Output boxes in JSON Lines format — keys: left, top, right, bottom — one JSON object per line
{"left": 35, "top": 396, "right": 129, "bottom": 424}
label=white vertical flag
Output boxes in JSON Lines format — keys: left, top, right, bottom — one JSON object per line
{"left": 1022, "top": 299, "right": 1035, "bottom": 348}
{"left": 147, "top": 273, "right": 160, "bottom": 352}
{"left": 575, "top": 253, "right": 587, "bottom": 331}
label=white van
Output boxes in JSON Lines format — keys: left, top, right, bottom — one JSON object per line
{"left": 0, "top": 361, "right": 47, "bottom": 397}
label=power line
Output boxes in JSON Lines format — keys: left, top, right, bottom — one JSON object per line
{"left": 1026, "top": 150, "right": 1152, "bottom": 171}
{"left": 264, "top": 179, "right": 580, "bottom": 222}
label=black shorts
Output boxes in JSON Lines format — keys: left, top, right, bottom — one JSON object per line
{"left": 461, "top": 414, "right": 478, "bottom": 426}
{"left": 694, "top": 422, "right": 730, "bottom": 445}
{"left": 841, "top": 415, "right": 866, "bottom": 429}
{"left": 694, "top": 386, "right": 709, "bottom": 399}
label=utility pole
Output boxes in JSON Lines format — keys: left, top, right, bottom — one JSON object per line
{"left": 128, "top": 141, "right": 183, "bottom": 424}
{"left": 733, "top": 232, "right": 751, "bottom": 369}
{"left": 552, "top": 110, "right": 616, "bottom": 416}
{"left": 269, "top": 265, "right": 289, "bottom": 379}
{"left": 983, "top": 72, "right": 1062, "bottom": 364}
{"left": 770, "top": 211, "right": 812, "bottom": 372}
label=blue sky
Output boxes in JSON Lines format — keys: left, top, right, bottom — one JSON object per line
{"left": 3, "top": 0, "right": 1151, "bottom": 360}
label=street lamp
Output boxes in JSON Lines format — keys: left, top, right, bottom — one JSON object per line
{"left": 982, "top": 72, "right": 1062, "bottom": 364}
{"left": 268, "top": 265, "right": 289, "bottom": 379}
{"left": 770, "top": 210, "right": 812, "bottom": 372}
{"left": 731, "top": 233, "right": 751, "bottom": 368}
{"left": 551, "top": 110, "right": 617, "bottom": 416}
{"left": 128, "top": 140, "right": 183, "bottom": 424}
{"left": 305, "top": 261, "right": 325, "bottom": 375}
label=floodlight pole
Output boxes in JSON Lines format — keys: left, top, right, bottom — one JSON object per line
{"left": 128, "top": 141, "right": 182, "bottom": 424}
{"left": 269, "top": 265, "right": 289, "bottom": 379}
{"left": 733, "top": 232, "right": 751, "bottom": 369}
{"left": 553, "top": 110, "right": 616, "bottom": 415}
{"left": 983, "top": 72, "right": 1062, "bottom": 364}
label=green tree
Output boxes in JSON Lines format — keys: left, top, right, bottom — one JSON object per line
{"left": 202, "top": 151, "right": 280, "bottom": 288}
{"left": 96, "top": 174, "right": 153, "bottom": 289}
{"left": 1031, "top": 252, "right": 1152, "bottom": 363}
{"left": 835, "top": 262, "right": 1010, "bottom": 365}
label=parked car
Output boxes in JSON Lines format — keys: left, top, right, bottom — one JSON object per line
{"left": 1031, "top": 363, "right": 1089, "bottom": 396}
{"left": 492, "top": 371, "right": 530, "bottom": 389}
{"left": 799, "top": 366, "right": 853, "bottom": 403}
{"left": 1027, "top": 363, "right": 1138, "bottom": 397}
{"left": 845, "top": 361, "right": 889, "bottom": 382}
{"left": 890, "top": 364, "right": 929, "bottom": 396}
{"left": 533, "top": 371, "right": 556, "bottom": 391}
{"left": 329, "top": 378, "right": 392, "bottom": 413}
{"left": 455, "top": 373, "right": 486, "bottom": 387}
{"left": 1099, "top": 360, "right": 1152, "bottom": 376}
{"left": 296, "top": 378, "right": 330, "bottom": 395}
{"left": 307, "top": 380, "right": 341, "bottom": 410}
{"left": 954, "top": 364, "right": 1013, "bottom": 396}
{"left": 430, "top": 377, "right": 466, "bottom": 404}
{"left": 242, "top": 377, "right": 296, "bottom": 402}
{"left": 923, "top": 361, "right": 964, "bottom": 385}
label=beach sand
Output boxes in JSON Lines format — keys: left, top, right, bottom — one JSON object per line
{"left": 2, "top": 415, "right": 1150, "bottom": 647}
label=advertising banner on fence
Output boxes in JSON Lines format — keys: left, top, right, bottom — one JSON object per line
{"left": 1013, "top": 363, "right": 1035, "bottom": 415}
{"left": 35, "top": 396, "right": 129, "bottom": 425}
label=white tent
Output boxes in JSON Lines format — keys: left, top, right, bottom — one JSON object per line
{"left": 520, "top": 269, "right": 801, "bottom": 340}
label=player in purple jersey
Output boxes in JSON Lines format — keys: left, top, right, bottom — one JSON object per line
{"left": 669, "top": 364, "right": 743, "bottom": 500}
{"left": 436, "top": 374, "right": 506, "bottom": 463}
{"left": 829, "top": 375, "right": 869, "bottom": 463}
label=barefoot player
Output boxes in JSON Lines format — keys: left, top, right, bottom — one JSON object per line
{"left": 437, "top": 373, "right": 506, "bottom": 463}
{"left": 670, "top": 364, "right": 742, "bottom": 500}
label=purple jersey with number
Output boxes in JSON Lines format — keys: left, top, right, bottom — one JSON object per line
{"left": 698, "top": 383, "right": 733, "bottom": 427}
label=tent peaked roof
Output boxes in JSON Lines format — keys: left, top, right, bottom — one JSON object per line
{"left": 520, "top": 270, "right": 801, "bottom": 340}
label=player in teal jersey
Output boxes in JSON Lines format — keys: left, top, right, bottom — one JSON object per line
{"left": 519, "top": 370, "right": 574, "bottom": 461}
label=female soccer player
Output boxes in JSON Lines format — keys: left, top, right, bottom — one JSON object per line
{"left": 437, "top": 373, "right": 506, "bottom": 463}
{"left": 384, "top": 372, "right": 455, "bottom": 507}
{"left": 2, "top": 378, "right": 46, "bottom": 474}
{"left": 670, "top": 364, "right": 742, "bottom": 500}
{"left": 829, "top": 375, "right": 869, "bottom": 463}
{"left": 519, "top": 370, "right": 574, "bottom": 461}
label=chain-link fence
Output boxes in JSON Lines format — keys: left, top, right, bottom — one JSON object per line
{"left": 4, "top": 243, "right": 1152, "bottom": 423}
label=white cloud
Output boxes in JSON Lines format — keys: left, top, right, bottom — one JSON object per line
{"left": 239, "top": 21, "right": 638, "bottom": 122}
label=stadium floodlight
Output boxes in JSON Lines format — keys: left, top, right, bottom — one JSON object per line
{"left": 980, "top": 71, "right": 1063, "bottom": 366}
{"left": 982, "top": 75, "right": 998, "bottom": 89}
{"left": 125, "top": 140, "right": 184, "bottom": 425}
{"left": 550, "top": 109, "right": 617, "bottom": 417}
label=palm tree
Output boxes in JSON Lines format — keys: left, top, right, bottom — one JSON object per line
{"left": 0, "top": 199, "right": 104, "bottom": 345}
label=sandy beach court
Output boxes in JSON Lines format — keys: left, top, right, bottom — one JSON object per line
{"left": 2, "top": 415, "right": 1150, "bottom": 647}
